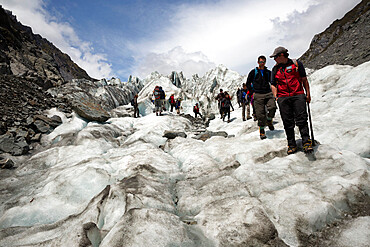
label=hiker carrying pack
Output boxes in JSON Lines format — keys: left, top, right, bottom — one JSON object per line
{"left": 153, "top": 86, "right": 162, "bottom": 116}
{"left": 246, "top": 55, "right": 277, "bottom": 139}
{"left": 270, "top": 46, "right": 313, "bottom": 154}
{"left": 169, "top": 94, "right": 176, "bottom": 112}
{"left": 193, "top": 103, "right": 202, "bottom": 118}
{"left": 216, "top": 89, "right": 225, "bottom": 117}
{"left": 220, "top": 92, "right": 234, "bottom": 122}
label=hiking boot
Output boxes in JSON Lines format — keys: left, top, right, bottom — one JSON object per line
{"left": 247, "top": 116, "right": 252, "bottom": 120}
{"left": 303, "top": 140, "right": 313, "bottom": 153}
{"left": 253, "top": 114, "right": 257, "bottom": 121}
{"left": 287, "top": 145, "right": 298, "bottom": 155}
{"left": 267, "top": 119, "right": 274, "bottom": 130}
{"left": 259, "top": 128, "right": 266, "bottom": 140}
{"left": 243, "top": 118, "right": 246, "bottom": 121}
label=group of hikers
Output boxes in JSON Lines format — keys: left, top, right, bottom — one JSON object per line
{"left": 215, "top": 46, "right": 313, "bottom": 154}
{"left": 153, "top": 86, "right": 183, "bottom": 116}
{"left": 135, "top": 46, "right": 313, "bottom": 154}
{"left": 218, "top": 46, "right": 313, "bottom": 154}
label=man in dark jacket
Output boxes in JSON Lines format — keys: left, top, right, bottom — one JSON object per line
{"left": 215, "top": 89, "right": 225, "bottom": 117}
{"left": 132, "top": 94, "right": 139, "bottom": 118}
{"left": 270, "top": 46, "right": 313, "bottom": 154}
{"left": 246, "top": 55, "right": 277, "bottom": 139}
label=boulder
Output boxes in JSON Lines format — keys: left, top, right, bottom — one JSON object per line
{"left": 0, "top": 157, "right": 14, "bottom": 169}
{"left": 0, "top": 133, "right": 29, "bottom": 156}
{"left": 193, "top": 131, "right": 228, "bottom": 141}
{"left": 33, "top": 120, "right": 51, "bottom": 133}
{"left": 163, "top": 131, "right": 187, "bottom": 139}
{"left": 72, "top": 97, "right": 110, "bottom": 122}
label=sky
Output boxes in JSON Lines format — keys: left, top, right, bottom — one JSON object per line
{"left": 0, "top": 0, "right": 362, "bottom": 80}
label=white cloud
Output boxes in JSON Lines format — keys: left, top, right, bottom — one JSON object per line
{"left": 270, "top": 0, "right": 362, "bottom": 59}
{"left": 132, "top": 0, "right": 362, "bottom": 76}
{"left": 0, "top": 0, "right": 113, "bottom": 79}
{"left": 133, "top": 46, "right": 216, "bottom": 79}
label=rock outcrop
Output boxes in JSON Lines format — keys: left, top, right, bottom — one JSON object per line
{"left": 299, "top": 0, "right": 370, "bottom": 69}
{"left": 0, "top": 5, "right": 92, "bottom": 88}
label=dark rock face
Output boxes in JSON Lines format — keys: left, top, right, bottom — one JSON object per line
{"left": 300, "top": 0, "right": 370, "bottom": 69}
{"left": 0, "top": 75, "right": 72, "bottom": 132}
{"left": 48, "top": 78, "right": 143, "bottom": 122}
{"left": 0, "top": 6, "right": 92, "bottom": 87}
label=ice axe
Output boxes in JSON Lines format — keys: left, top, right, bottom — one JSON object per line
{"left": 307, "top": 102, "right": 315, "bottom": 146}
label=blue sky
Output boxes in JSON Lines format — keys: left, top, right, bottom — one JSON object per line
{"left": 0, "top": 0, "right": 362, "bottom": 80}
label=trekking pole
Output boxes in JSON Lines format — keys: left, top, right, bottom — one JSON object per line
{"left": 307, "top": 102, "right": 315, "bottom": 146}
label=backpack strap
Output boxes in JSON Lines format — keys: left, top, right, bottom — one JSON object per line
{"left": 254, "top": 68, "right": 258, "bottom": 82}
{"left": 292, "top": 59, "right": 299, "bottom": 72}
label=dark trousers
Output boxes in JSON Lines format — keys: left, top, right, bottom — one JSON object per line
{"left": 221, "top": 108, "right": 230, "bottom": 121}
{"left": 170, "top": 103, "right": 175, "bottom": 112}
{"left": 134, "top": 106, "right": 140, "bottom": 118}
{"left": 195, "top": 112, "right": 202, "bottom": 118}
{"left": 277, "top": 94, "right": 310, "bottom": 146}
{"left": 254, "top": 92, "right": 277, "bottom": 127}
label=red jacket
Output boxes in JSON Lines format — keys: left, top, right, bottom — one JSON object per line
{"left": 273, "top": 61, "right": 304, "bottom": 97}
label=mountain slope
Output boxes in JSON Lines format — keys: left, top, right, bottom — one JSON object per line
{"left": 0, "top": 6, "right": 92, "bottom": 87}
{"left": 299, "top": 0, "right": 370, "bottom": 69}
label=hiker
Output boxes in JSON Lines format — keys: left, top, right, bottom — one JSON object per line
{"left": 193, "top": 103, "right": 202, "bottom": 118}
{"left": 131, "top": 94, "right": 139, "bottom": 118}
{"left": 240, "top": 83, "right": 255, "bottom": 121}
{"left": 159, "top": 86, "right": 166, "bottom": 111}
{"left": 175, "top": 97, "right": 182, "bottom": 114}
{"left": 215, "top": 89, "right": 225, "bottom": 117}
{"left": 169, "top": 93, "right": 176, "bottom": 112}
{"left": 270, "top": 46, "right": 313, "bottom": 154}
{"left": 236, "top": 88, "right": 242, "bottom": 107}
{"left": 153, "top": 86, "right": 162, "bottom": 116}
{"left": 220, "top": 91, "right": 234, "bottom": 122}
{"left": 246, "top": 55, "right": 277, "bottom": 139}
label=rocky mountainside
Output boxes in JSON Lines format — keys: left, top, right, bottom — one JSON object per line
{"left": 0, "top": 5, "right": 92, "bottom": 88}
{"left": 0, "top": 5, "right": 143, "bottom": 158}
{"left": 299, "top": 0, "right": 370, "bottom": 69}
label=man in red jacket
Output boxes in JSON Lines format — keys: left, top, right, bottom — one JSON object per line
{"left": 270, "top": 46, "right": 313, "bottom": 154}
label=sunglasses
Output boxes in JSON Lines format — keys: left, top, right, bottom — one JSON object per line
{"left": 258, "top": 61, "right": 266, "bottom": 64}
{"left": 273, "top": 54, "right": 280, "bottom": 59}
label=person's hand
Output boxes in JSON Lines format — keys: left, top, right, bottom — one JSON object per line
{"left": 306, "top": 93, "right": 311, "bottom": 103}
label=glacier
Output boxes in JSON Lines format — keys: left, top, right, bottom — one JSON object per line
{"left": 0, "top": 62, "right": 369, "bottom": 246}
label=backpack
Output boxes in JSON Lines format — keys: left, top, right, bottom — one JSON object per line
{"left": 242, "top": 91, "right": 247, "bottom": 100}
{"left": 131, "top": 98, "right": 135, "bottom": 106}
{"left": 154, "top": 87, "right": 161, "bottom": 100}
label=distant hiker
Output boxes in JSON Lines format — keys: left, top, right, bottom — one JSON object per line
{"left": 169, "top": 93, "right": 176, "bottom": 112}
{"left": 175, "top": 97, "right": 182, "bottom": 114}
{"left": 159, "top": 86, "right": 166, "bottom": 111}
{"left": 215, "top": 89, "right": 225, "bottom": 117}
{"left": 236, "top": 88, "right": 242, "bottom": 107}
{"left": 132, "top": 94, "right": 139, "bottom": 118}
{"left": 153, "top": 86, "right": 162, "bottom": 116}
{"left": 246, "top": 55, "right": 277, "bottom": 139}
{"left": 193, "top": 103, "right": 202, "bottom": 118}
{"left": 240, "top": 83, "right": 255, "bottom": 121}
{"left": 220, "top": 91, "right": 234, "bottom": 122}
{"left": 270, "top": 46, "right": 313, "bottom": 154}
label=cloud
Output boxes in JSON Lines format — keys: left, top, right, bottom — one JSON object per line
{"left": 270, "top": 0, "right": 362, "bottom": 58}
{"left": 131, "top": 0, "right": 361, "bottom": 76}
{"left": 0, "top": 0, "right": 113, "bottom": 79}
{"left": 133, "top": 46, "right": 216, "bottom": 79}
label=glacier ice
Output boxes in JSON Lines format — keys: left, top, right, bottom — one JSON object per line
{"left": 0, "top": 62, "right": 369, "bottom": 246}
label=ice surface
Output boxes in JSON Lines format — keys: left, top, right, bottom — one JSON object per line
{"left": 0, "top": 62, "right": 369, "bottom": 246}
